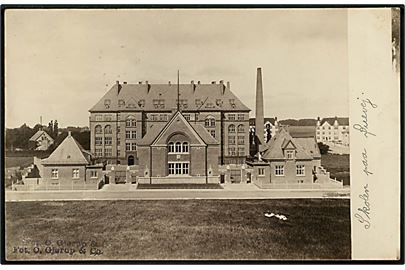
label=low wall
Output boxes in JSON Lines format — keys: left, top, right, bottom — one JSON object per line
{"left": 137, "top": 176, "right": 219, "bottom": 184}
{"left": 256, "top": 181, "right": 343, "bottom": 190}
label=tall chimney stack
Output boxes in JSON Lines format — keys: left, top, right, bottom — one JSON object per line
{"left": 255, "top": 67, "right": 264, "bottom": 147}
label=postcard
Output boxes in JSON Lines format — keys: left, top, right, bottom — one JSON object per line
{"left": 2, "top": 6, "right": 402, "bottom": 262}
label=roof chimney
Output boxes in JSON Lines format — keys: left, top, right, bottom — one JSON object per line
{"left": 138, "top": 81, "right": 142, "bottom": 84}
{"left": 197, "top": 81, "right": 201, "bottom": 85}
{"left": 220, "top": 80, "right": 225, "bottom": 95}
{"left": 123, "top": 81, "right": 127, "bottom": 84}
{"left": 227, "top": 81, "right": 230, "bottom": 91}
{"left": 146, "top": 81, "right": 151, "bottom": 93}
{"left": 168, "top": 81, "right": 171, "bottom": 86}
{"left": 116, "top": 81, "right": 122, "bottom": 95}
{"left": 211, "top": 81, "right": 216, "bottom": 84}
{"left": 191, "top": 80, "right": 196, "bottom": 92}
{"left": 68, "top": 131, "right": 72, "bottom": 137}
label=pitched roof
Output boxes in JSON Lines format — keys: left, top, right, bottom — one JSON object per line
{"left": 29, "top": 130, "right": 53, "bottom": 142}
{"left": 285, "top": 126, "right": 316, "bottom": 137}
{"left": 137, "top": 111, "right": 218, "bottom": 146}
{"left": 137, "top": 122, "right": 167, "bottom": 146}
{"left": 261, "top": 128, "right": 319, "bottom": 160}
{"left": 41, "top": 133, "right": 90, "bottom": 165}
{"left": 320, "top": 117, "right": 349, "bottom": 126}
{"left": 90, "top": 82, "right": 250, "bottom": 112}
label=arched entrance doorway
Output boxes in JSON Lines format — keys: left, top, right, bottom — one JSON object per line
{"left": 128, "top": 155, "right": 135, "bottom": 166}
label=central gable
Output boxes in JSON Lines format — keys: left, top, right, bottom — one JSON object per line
{"left": 152, "top": 112, "right": 206, "bottom": 146}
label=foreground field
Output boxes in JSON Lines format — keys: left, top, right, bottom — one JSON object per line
{"left": 5, "top": 199, "right": 350, "bottom": 261}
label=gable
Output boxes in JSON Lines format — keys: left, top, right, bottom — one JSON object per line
{"left": 153, "top": 112, "right": 206, "bottom": 146}
{"left": 282, "top": 140, "right": 296, "bottom": 150}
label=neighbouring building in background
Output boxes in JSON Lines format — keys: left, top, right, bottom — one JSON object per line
{"left": 29, "top": 128, "right": 54, "bottom": 150}
{"left": 316, "top": 117, "right": 350, "bottom": 146}
{"left": 136, "top": 111, "right": 220, "bottom": 184}
{"left": 15, "top": 132, "right": 104, "bottom": 191}
{"left": 249, "top": 117, "right": 279, "bottom": 142}
{"left": 89, "top": 79, "right": 250, "bottom": 168}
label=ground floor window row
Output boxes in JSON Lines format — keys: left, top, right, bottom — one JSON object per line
{"left": 168, "top": 162, "right": 189, "bottom": 175}
{"left": 51, "top": 168, "right": 88, "bottom": 179}
{"left": 272, "top": 165, "right": 305, "bottom": 176}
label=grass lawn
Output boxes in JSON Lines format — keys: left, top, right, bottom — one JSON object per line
{"left": 5, "top": 199, "right": 350, "bottom": 261}
{"left": 5, "top": 157, "right": 34, "bottom": 169}
{"left": 321, "top": 154, "right": 350, "bottom": 186}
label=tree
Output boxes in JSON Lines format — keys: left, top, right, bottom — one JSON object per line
{"left": 48, "top": 120, "right": 53, "bottom": 135}
{"left": 265, "top": 126, "right": 271, "bottom": 142}
{"left": 53, "top": 120, "right": 59, "bottom": 138}
{"left": 318, "top": 142, "right": 330, "bottom": 155}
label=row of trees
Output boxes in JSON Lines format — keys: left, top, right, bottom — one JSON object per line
{"left": 5, "top": 122, "right": 90, "bottom": 151}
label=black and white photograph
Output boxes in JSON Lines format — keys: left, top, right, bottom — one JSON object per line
{"left": 2, "top": 6, "right": 402, "bottom": 262}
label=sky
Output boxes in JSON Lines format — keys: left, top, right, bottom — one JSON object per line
{"left": 5, "top": 8, "right": 349, "bottom": 128}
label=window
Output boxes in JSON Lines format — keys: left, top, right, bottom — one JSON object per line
{"left": 126, "top": 116, "right": 136, "bottom": 127}
{"left": 151, "top": 114, "right": 158, "bottom": 121}
{"left": 237, "top": 114, "right": 244, "bottom": 120}
{"left": 238, "top": 146, "right": 245, "bottom": 156}
{"left": 168, "top": 142, "right": 175, "bottom": 153}
{"left": 104, "top": 137, "right": 112, "bottom": 145}
{"left": 228, "top": 147, "right": 236, "bottom": 156}
{"left": 258, "top": 168, "right": 265, "bottom": 176}
{"left": 72, "top": 169, "right": 80, "bottom": 179}
{"left": 237, "top": 135, "right": 244, "bottom": 145}
{"left": 118, "top": 99, "right": 125, "bottom": 107}
{"left": 95, "top": 115, "right": 102, "bottom": 121}
{"left": 126, "top": 143, "right": 131, "bottom": 151}
{"left": 205, "top": 117, "right": 215, "bottom": 127}
{"left": 153, "top": 99, "right": 165, "bottom": 109}
{"left": 90, "top": 170, "right": 98, "bottom": 178}
{"left": 168, "top": 163, "right": 175, "bottom": 174}
{"left": 95, "top": 125, "right": 102, "bottom": 134}
{"left": 209, "top": 130, "right": 216, "bottom": 138}
{"left": 296, "top": 165, "right": 305, "bottom": 176}
{"left": 237, "top": 124, "right": 244, "bottom": 133}
{"left": 117, "top": 138, "right": 121, "bottom": 146}
{"left": 228, "top": 114, "right": 236, "bottom": 120}
{"left": 117, "top": 126, "right": 121, "bottom": 133}
{"left": 275, "top": 165, "right": 284, "bottom": 176}
{"left": 286, "top": 150, "right": 294, "bottom": 159}
{"left": 175, "top": 163, "right": 182, "bottom": 174}
{"left": 95, "top": 137, "right": 102, "bottom": 145}
{"left": 104, "top": 115, "right": 112, "bottom": 121}
{"left": 175, "top": 142, "right": 182, "bottom": 152}
{"left": 117, "top": 150, "right": 121, "bottom": 156}
{"left": 131, "top": 142, "right": 137, "bottom": 151}
{"left": 126, "top": 130, "right": 136, "bottom": 139}
{"left": 184, "top": 114, "right": 191, "bottom": 121}
{"left": 182, "top": 142, "right": 189, "bottom": 153}
{"left": 104, "top": 125, "right": 112, "bottom": 134}
{"left": 105, "top": 148, "right": 112, "bottom": 157}
{"left": 228, "top": 136, "right": 236, "bottom": 145}
{"left": 51, "top": 169, "right": 58, "bottom": 179}
{"left": 228, "top": 124, "right": 235, "bottom": 133}
{"left": 168, "top": 162, "right": 189, "bottom": 175}
{"left": 182, "top": 163, "right": 189, "bottom": 174}
{"left": 95, "top": 148, "right": 102, "bottom": 156}
{"left": 160, "top": 114, "right": 168, "bottom": 121}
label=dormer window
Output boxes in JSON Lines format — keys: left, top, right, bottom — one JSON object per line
{"left": 286, "top": 150, "right": 295, "bottom": 159}
{"left": 104, "top": 99, "right": 111, "bottom": 109}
